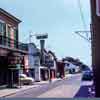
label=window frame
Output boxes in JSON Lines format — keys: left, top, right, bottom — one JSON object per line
{"left": 0, "top": 19, "right": 5, "bottom": 35}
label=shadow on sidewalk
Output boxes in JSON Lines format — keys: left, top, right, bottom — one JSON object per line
{"left": 74, "top": 85, "right": 94, "bottom": 98}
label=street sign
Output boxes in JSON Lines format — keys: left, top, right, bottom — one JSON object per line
{"left": 96, "top": 0, "right": 100, "bottom": 16}
{"left": 36, "top": 33, "right": 48, "bottom": 39}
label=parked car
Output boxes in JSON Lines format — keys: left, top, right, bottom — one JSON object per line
{"left": 82, "top": 70, "right": 93, "bottom": 81}
{"left": 69, "top": 68, "right": 75, "bottom": 74}
{"left": 19, "top": 74, "right": 34, "bottom": 85}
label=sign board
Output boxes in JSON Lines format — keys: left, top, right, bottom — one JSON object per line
{"left": 96, "top": 0, "right": 100, "bottom": 16}
{"left": 36, "top": 33, "right": 48, "bottom": 39}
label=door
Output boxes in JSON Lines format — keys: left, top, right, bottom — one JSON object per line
{"left": 0, "top": 56, "right": 8, "bottom": 85}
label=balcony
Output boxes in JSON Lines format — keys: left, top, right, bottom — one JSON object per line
{"left": 0, "top": 35, "right": 28, "bottom": 52}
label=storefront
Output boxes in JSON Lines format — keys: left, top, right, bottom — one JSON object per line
{"left": 50, "top": 69, "right": 56, "bottom": 79}
{"left": 0, "top": 48, "right": 27, "bottom": 87}
{"left": 40, "top": 67, "right": 48, "bottom": 81}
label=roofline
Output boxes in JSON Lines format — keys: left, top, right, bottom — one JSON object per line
{"left": 28, "top": 43, "right": 37, "bottom": 48}
{"left": 0, "top": 8, "right": 21, "bottom": 23}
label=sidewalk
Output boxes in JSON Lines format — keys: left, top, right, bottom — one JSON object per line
{"left": 0, "top": 78, "right": 62, "bottom": 97}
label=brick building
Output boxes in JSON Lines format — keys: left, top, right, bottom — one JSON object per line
{"left": 0, "top": 8, "right": 28, "bottom": 87}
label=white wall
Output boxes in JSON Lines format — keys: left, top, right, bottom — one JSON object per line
{"left": 28, "top": 43, "right": 40, "bottom": 68}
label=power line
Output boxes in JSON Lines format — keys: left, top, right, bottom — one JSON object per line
{"left": 76, "top": 0, "right": 91, "bottom": 42}
{"left": 75, "top": 31, "right": 91, "bottom": 43}
{"left": 77, "top": 0, "right": 87, "bottom": 30}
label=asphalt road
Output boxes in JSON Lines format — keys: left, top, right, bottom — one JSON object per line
{"left": 5, "top": 74, "right": 82, "bottom": 98}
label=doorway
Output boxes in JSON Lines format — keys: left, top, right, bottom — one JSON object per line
{"left": 0, "top": 56, "right": 8, "bottom": 85}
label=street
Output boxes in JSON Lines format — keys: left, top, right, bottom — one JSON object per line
{"left": 5, "top": 74, "right": 82, "bottom": 98}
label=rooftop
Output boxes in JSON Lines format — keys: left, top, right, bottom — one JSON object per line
{"left": 0, "top": 8, "right": 21, "bottom": 23}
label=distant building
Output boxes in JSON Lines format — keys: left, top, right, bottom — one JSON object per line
{"left": 64, "top": 61, "right": 80, "bottom": 74}
{"left": 27, "top": 43, "right": 41, "bottom": 81}
{"left": 48, "top": 51, "right": 57, "bottom": 79}
{"left": 56, "top": 61, "right": 65, "bottom": 78}
{"left": 23, "top": 43, "right": 58, "bottom": 81}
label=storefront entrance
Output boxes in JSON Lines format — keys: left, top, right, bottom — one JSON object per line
{"left": 0, "top": 56, "right": 8, "bottom": 85}
{"left": 40, "top": 69, "right": 49, "bottom": 81}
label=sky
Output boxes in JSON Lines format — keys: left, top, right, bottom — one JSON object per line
{"left": 0, "top": 0, "right": 91, "bottom": 66}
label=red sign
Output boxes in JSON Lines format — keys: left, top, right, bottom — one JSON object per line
{"left": 96, "top": 0, "right": 100, "bottom": 16}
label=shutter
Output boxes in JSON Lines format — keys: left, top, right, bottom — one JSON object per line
{"left": 3, "top": 23, "right": 6, "bottom": 36}
{"left": 8, "top": 26, "right": 11, "bottom": 47}
{"left": 14, "top": 28, "right": 17, "bottom": 48}
{"left": 10, "top": 28, "right": 14, "bottom": 48}
{"left": 3, "top": 23, "right": 6, "bottom": 45}
{"left": 0, "top": 22, "right": 2, "bottom": 34}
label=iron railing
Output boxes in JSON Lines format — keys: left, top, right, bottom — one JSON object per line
{"left": 0, "top": 35, "right": 28, "bottom": 51}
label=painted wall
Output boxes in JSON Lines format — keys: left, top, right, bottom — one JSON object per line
{"left": 28, "top": 43, "right": 40, "bottom": 68}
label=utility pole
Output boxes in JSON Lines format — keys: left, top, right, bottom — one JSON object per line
{"left": 90, "top": 0, "right": 100, "bottom": 97}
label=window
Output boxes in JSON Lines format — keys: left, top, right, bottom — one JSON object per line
{"left": 0, "top": 22, "right": 3, "bottom": 33}
{"left": 7, "top": 25, "right": 17, "bottom": 48}
{"left": 0, "top": 22, "right": 6, "bottom": 35}
{"left": 0, "top": 21, "right": 6, "bottom": 45}
{"left": 34, "top": 60, "right": 39, "bottom": 66}
{"left": 7, "top": 25, "right": 11, "bottom": 38}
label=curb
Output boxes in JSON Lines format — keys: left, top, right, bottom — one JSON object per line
{"left": 2, "top": 92, "right": 17, "bottom": 98}
{"left": 1, "top": 85, "right": 39, "bottom": 98}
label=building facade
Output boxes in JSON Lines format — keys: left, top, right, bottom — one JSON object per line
{"left": 47, "top": 51, "right": 57, "bottom": 79}
{"left": 56, "top": 61, "right": 65, "bottom": 78}
{"left": 28, "top": 43, "right": 40, "bottom": 81}
{"left": 0, "top": 8, "right": 28, "bottom": 87}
